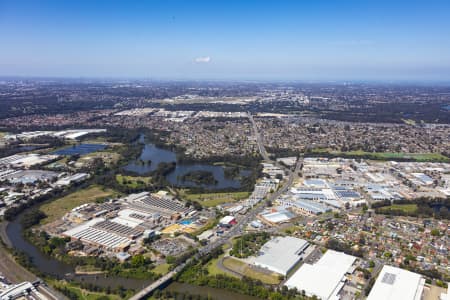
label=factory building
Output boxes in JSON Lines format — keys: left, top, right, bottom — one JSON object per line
{"left": 284, "top": 250, "right": 356, "bottom": 300}
{"left": 367, "top": 265, "right": 425, "bottom": 300}
{"left": 254, "top": 236, "right": 309, "bottom": 276}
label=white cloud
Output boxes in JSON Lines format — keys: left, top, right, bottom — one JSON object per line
{"left": 194, "top": 56, "right": 211, "bottom": 63}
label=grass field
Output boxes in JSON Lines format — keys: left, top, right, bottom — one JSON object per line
{"left": 116, "top": 174, "right": 152, "bottom": 188}
{"left": 152, "top": 263, "right": 170, "bottom": 275}
{"left": 206, "top": 254, "right": 232, "bottom": 277}
{"left": 51, "top": 280, "right": 125, "bottom": 300}
{"left": 181, "top": 191, "right": 251, "bottom": 207}
{"left": 310, "top": 148, "right": 449, "bottom": 162}
{"left": 222, "top": 257, "right": 281, "bottom": 284}
{"left": 40, "top": 185, "right": 119, "bottom": 224}
{"left": 379, "top": 204, "right": 418, "bottom": 213}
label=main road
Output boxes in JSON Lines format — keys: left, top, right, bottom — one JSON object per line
{"left": 130, "top": 113, "right": 302, "bottom": 299}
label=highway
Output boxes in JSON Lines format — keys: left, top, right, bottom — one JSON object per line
{"left": 129, "top": 113, "right": 301, "bottom": 299}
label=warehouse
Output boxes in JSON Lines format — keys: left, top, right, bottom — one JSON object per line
{"left": 258, "top": 208, "right": 295, "bottom": 225}
{"left": 367, "top": 265, "right": 425, "bottom": 300}
{"left": 63, "top": 218, "right": 133, "bottom": 251}
{"left": 254, "top": 236, "right": 309, "bottom": 276}
{"left": 284, "top": 250, "right": 356, "bottom": 299}
{"left": 288, "top": 198, "right": 330, "bottom": 215}
{"left": 5, "top": 170, "right": 59, "bottom": 184}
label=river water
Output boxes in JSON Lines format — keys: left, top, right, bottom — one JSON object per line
{"left": 124, "top": 135, "right": 250, "bottom": 189}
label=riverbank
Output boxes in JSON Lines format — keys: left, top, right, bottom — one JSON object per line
{"left": 0, "top": 224, "right": 36, "bottom": 283}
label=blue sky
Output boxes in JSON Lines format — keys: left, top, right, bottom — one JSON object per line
{"left": 1, "top": 0, "right": 450, "bottom": 80}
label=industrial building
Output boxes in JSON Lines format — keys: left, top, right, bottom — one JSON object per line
{"left": 278, "top": 196, "right": 330, "bottom": 215}
{"left": 257, "top": 207, "right": 295, "bottom": 225}
{"left": 63, "top": 218, "right": 134, "bottom": 252}
{"left": 122, "top": 192, "right": 191, "bottom": 219}
{"left": 55, "top": 173, "right": 89, "bottom": 186}
{"left": 284, "top": 250, "right": 356, "bottom": 300}
{"left": 367, "top": 265, "right": 425, "bottom": 300}
{"left": 0, "top": 153, "right": 58, "bottom": 169}
{"left": 254, "top": 236, "right": 309, "bottom": 276}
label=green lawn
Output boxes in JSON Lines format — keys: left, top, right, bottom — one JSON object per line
{"left": 181, "top": 191, "right": 250, "bottom": 207}
{"left": 116, "top": 174, "right": 152, "bottom": 188}
{"left": 310, "top": 149, "right": 449, "bottom": 162}
{"left": 152, "top": 263, "right": 170, "bottom": 275}
{"left": 222, "top": 257, "right": 281, "bottom": 285}
{"left": 379, "top": 204, "right": 418, "bottom": 214}
{"left": 40, "top": 185, "right": 119, "bottom": 224}
{"left": 206, "top": 254, "right": 232, "bottom": 277}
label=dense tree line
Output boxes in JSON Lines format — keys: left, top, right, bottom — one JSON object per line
{"left": 21, "top": 209, "right": 47, "bottom": 228}
{"left": 230, "top": 232, "right": 270, "bottom": 258}
{"left": 373, "top": 197, "right": 450, "bottom": 220}
{"left": 326, "top": 238, "right": 364, "bottom": 258}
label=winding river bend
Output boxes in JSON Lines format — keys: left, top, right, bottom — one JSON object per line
{"left": 4, "top": 211, "right": 153, "bottom": 290}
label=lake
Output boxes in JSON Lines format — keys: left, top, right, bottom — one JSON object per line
{"left": 52, "top": 143, "right": 106, "bottom": 156}
{"left": 124, "top": 135, "right": 251, "bottom": 190}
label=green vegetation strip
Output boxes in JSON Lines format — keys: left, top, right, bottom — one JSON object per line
{"left": 310, "top": 149, "right": 449, "bottom": 162}
{"left": 182, "top": 191, "right": 250, "bottom": 207}
{"left": 378, "top": 204, "right": 418, "bottom": 214}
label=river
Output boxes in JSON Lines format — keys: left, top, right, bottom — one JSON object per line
{"left": 4, "top": 212, "right": 153, "bottom": 290}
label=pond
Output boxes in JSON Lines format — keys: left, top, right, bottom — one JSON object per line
{"left": 52, "top": 143, "right": 106, "bottom": 156}
{"left": 124, "top": 135, "right": 251, "bottom": 190}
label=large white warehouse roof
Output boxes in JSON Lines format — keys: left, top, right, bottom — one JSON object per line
{"left": 284, "top": 250, "right": 356, "bottom": 300}
{"left": 367, "top": 265, "right": 425, "bottom": 300}
{"left": 254, "top": 236, "right": 309, "bottom": 276}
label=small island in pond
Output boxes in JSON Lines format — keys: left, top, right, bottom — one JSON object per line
{"left": 180, "top": 170, "right": 218, "bottom": 185}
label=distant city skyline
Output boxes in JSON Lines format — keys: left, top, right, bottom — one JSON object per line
{"left": 1, "top": 0, "right": 450, "bottom": 80}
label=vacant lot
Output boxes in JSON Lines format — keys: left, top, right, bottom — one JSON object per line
{"left": 222, "top": 257, "right": 281, "bottom": 285}
{"left": 40, "top": 185, "right": 119, "bottom": 224}
{"left": 182, "top": 191, "right": 250, "bottom": 207}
